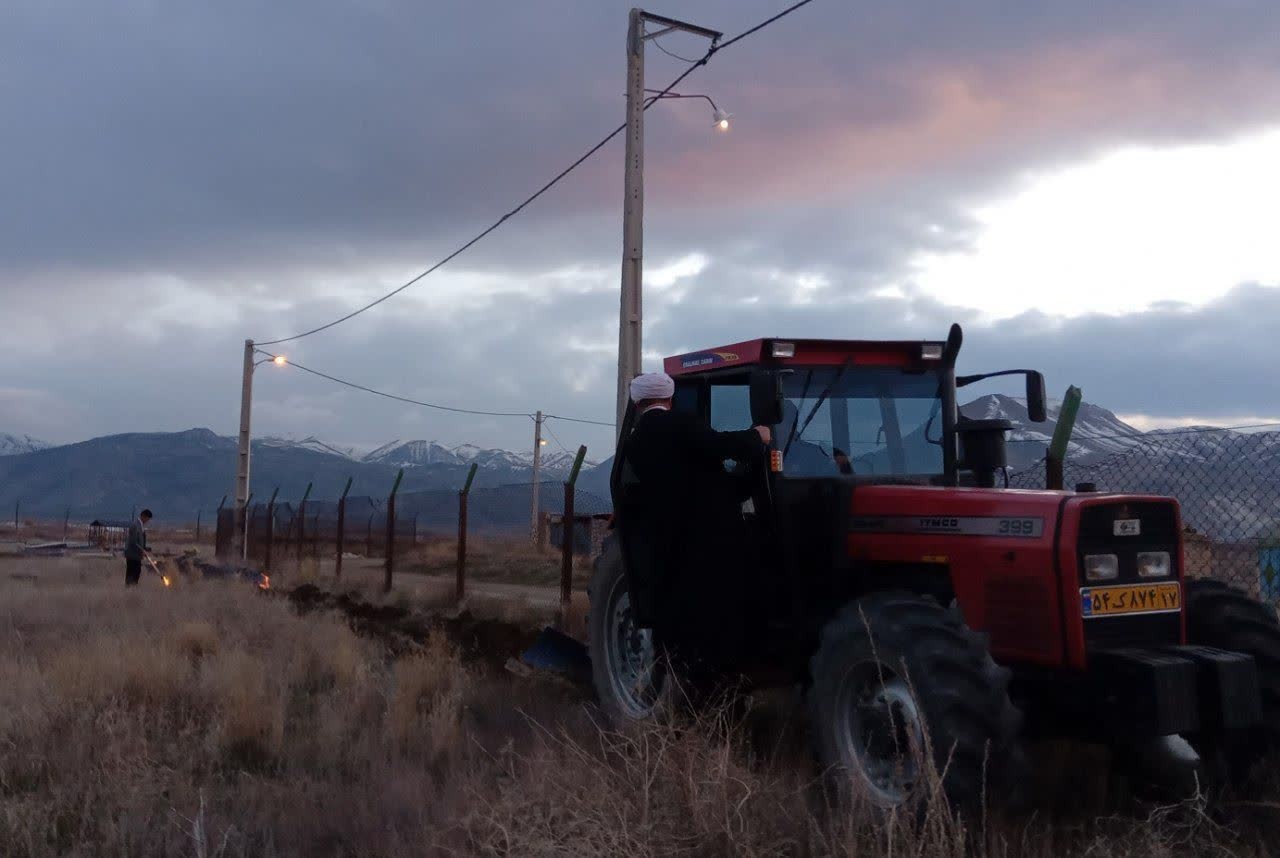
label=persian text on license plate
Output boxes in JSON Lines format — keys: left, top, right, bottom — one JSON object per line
{"left": 1080, "top": 582, "right": 1181, "bottom": 618}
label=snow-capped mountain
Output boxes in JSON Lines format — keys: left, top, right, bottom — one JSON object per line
{"left": 0, "top": 433, "right": 50, "bottom": 456}
{"left": 259, "top": 435, "right": 359, "bottom": 459}
{"left": 363, "top": 439, "right": 595, "bottom": 475}
{"left": 960, "top": 394, "right": 1143, "bottom": 469}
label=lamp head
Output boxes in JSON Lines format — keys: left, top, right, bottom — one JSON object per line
{"left": 712, "top": 108, "right": 731, "bottom": 131}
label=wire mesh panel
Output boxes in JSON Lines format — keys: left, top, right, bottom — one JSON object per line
{"left": 1010, "top": 430, "right": 1280, "bottom": 606}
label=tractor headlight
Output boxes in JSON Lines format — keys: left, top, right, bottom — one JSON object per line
{"left": 1084, "top": 554, "right": 1119, "bottom": 582}
{"left": 1137, "top": 551, "right": 1171, "bottom": 579}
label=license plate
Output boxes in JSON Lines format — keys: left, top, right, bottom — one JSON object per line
{"left": 1080, "top": 582, "right": 1180, "bottom": 618}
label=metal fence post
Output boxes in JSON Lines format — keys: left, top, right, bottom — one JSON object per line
{"left": 64, "top": 508, "right": 70, "bottom": 541}
{"left": 214, "top": 496, "right": 227, "bottom": 556}
{"left": 384, "top": 469, "right": 405, "bottom": 593}
{"left": 264, "top": 487, "right": 279, "bottom": 572}
{"left": 457, "top": 463, "right": 478, "bottom": 603}
{"left": 242, "top": 493, "right": 255, "bottom": 563}
{"left": 1046, "top": 386, "right": 1082, "bottom": 490}
{"left": 335, "top": 477, "right": 352, "bottom": 579}
{"left": 559, "top": 446, "right": 588, "bottom": 629}
{"left": 297, "top": 482, "right": 312, "bottom": 564}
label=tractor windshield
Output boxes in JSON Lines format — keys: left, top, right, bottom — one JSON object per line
{"left": 779, "top": 367, "right": 944, "bottom": 479}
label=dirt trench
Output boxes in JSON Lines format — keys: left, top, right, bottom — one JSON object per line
{"left": 284, "top": 582, "right": 542, "bottom": 674}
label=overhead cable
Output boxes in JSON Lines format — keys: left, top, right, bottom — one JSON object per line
{"left": 255, "top": 0, "right": 819, "bottom": 345}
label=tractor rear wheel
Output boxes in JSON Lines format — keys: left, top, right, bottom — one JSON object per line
{"left": 807, "top": 591, "right": 1027, "bottom": 813}
{"left": 1185, "top": 578, "right": 1280, "bottom": 782}
{"left": 588, "top": 537, "right": 670, "bottom": 724}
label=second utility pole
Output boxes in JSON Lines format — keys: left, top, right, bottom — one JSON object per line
{"left": 235, "top": 339, "right": 254, "bottom": 560}
{"left": 531, "top": 410, "right": 545, "bottom": 547}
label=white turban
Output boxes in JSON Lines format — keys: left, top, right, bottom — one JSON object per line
{"left": 630, "top": 372, "right": 674, "bottom": 403}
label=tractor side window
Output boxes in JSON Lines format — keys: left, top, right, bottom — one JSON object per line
{"left": 709, "top": 382, "right": 751, "bottom": 431}
{"left": 672, "top": 381, "right": 700, "bottom": 417}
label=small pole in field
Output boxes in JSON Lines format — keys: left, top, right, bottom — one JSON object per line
{"left": 297, "top": 482, "right": 312, "bottom": 564}
{"left": 559, "top": 445, "right": 588, "bottom": 629}
{"left": 457, "top": 463, "right": 478, "bottom": 603}
{"left": 264, "top": 487, "right": 279, "bottom": 572}
{"left": 383, "top": 469, "right": 404, "bottom": 593}
{"left": 195, "top": 510, "right": 201, "bottom": 542}
{"left": 335, "top": 477, "right": 352, "bottom": 579}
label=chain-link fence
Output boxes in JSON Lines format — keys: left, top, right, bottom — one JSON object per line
{"left": 217, "top": 481, "right": 611, "bottom": 574}
{"left": 1011, "top": 429, "right": 1280, "bottom": 605}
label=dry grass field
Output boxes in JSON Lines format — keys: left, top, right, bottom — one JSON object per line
{"left": 2, "top": 550, "right": 1279, "bottom": 857}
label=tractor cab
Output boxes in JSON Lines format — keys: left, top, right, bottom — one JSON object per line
{"left": 655, "top": 323, "right": 1046, "bottom": 490}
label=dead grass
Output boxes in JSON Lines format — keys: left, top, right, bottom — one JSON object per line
{"left": 2, "top": 554, "right": 1279, "bottom": 857}
{"left": 407, "top": 536, "right": 580, "bottom": 587}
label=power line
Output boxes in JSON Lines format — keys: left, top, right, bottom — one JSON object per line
{"left": 256, "top": 350, "right": 531, "bottom": 418}
{"left": 255, "top": 0, "right": 818, "bottom": 346}
{"left": 257, "top": 348, "right": 616, "bottom": 427}
{"left": 545, "top": 413, "right": 614, "bottom": 428}
{"left": 541, "top": 421, "right": 572, "bottom": 455}
{"left": 711, "top": 0, "right": 816, "bottom": 53}
{"left": 650, "top": 35, "right": 702, "bottom": 63}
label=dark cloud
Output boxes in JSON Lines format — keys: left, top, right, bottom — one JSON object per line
{"left": 4, "top": 1, "right": 1280, "bottom": 453}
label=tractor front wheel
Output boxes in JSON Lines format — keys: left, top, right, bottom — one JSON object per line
{"left": 807, "top": 591, "right": 1027, "bottom": 813}
{"left": 588, "top": 537, "right": 670, "bottom": 724}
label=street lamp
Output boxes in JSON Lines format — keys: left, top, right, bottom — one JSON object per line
{"left": 615, "top": 8, "right": 723, "bottom": 436}
{"left": 644, "top": 89, "right": 732, "bottom": 131}
{"left": 234, "top": 340, "right": 287, "bottom": 560}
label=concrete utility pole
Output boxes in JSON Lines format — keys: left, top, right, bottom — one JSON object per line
{"left": 531, "top": 410, "right": 545, "bottom": 545}
{"left": 615, "top": 9, "right": 721, "bottom": 436}
{"left": 234, "top": 339, "right": 255, "bottom": 560}
{"left": 616, "top": 8, "right": 646, "bottom": 436}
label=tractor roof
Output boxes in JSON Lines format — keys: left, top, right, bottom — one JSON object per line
{"left": 663, "top": 337, "right": 947, "bottom": 376}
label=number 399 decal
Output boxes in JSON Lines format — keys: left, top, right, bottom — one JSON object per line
{"left": 998, "top": 518, "right": 1039, "bottom": 536}
{"left": 850, "top": 516, "right": 1045, "bottom": 538}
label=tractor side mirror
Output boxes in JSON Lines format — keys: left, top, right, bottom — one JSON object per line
{"left": 749, "top": 370, "right": 783, "bottom": 427}
{"left": 1026, "top": 371, "right": 1048, "bottom": 423}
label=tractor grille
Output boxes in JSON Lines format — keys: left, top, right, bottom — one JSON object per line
{"left": 1076, "top": 501, "right": 1180, "bottom": 588}
{"left": 1083, "top": 612, "right": 1181, "bottom": 651}
{"left": 1077, "top": 500, "right": 1182, "bottom": 653}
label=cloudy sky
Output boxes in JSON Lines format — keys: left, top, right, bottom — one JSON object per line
{"left": 4, "top": 0, "right": 1279, "bottom": 458}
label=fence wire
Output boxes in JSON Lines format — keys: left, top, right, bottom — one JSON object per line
{"left": 220, "top": 482, "right": 611, "bottom": 569}
{"left": 1010, "top": 430, "right": 1280, "bottom": 603}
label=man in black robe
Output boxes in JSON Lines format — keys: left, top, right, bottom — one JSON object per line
{"left": 619, "top": 373, "right": 771, "bottom": 672}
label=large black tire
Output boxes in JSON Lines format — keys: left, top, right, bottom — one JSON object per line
{"left": 807, "top": 591, "right": 1028, "bottom": 813}
{"left": 1185, "top": 578, "right": 1280, "bottom": 730}
{"left": 588, "top": 537, "right": 671, "bottom": 725}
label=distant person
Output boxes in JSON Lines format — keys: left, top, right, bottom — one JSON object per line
{"left": 124, "top": 509, "right": 153, "bottom": 587}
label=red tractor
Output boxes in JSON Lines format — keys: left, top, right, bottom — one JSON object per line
{"left": 588, "top": 325, "right": 1280, "bottom": 809}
